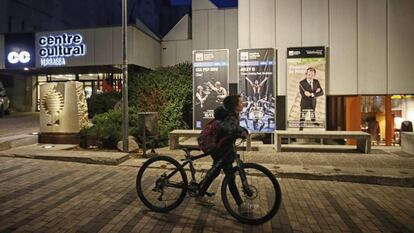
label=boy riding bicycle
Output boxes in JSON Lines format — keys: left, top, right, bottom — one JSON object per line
{"left": 196, "top": 95, "right": 254, "bottom": 214}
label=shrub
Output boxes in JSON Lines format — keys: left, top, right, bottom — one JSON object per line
{"left": 87, "top": 92, "right": 122, "bottom": 117}
{"left": 81, "top": 108, "right": 140, "bottom": 149}
{"left": 81, "top": 63, "right": 193, "bottom": 149}
{"left": 129, "top": 62, "right": 193, "bottom": 146}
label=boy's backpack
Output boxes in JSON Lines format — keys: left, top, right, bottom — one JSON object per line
{"left": 197, "top": 119, "right": 226, "bottom": 153}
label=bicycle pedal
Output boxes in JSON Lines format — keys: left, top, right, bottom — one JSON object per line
{"left": 205, "top": 192, "right": 215, "bottom": 197}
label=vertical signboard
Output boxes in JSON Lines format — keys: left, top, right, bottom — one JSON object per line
{"left": 4, "top": 33, "right": 35, "bottom": 69}
{"left": 238, "top": 48, "right": 276, "bottom": 132}
{"left": 286, "top": 47, "right": 326, "bottom": 130}
{"left": 193, "top": 49, "right": 229, "bottom": 129}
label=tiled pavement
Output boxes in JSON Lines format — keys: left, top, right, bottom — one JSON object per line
{"left": 0, "top": 157, "right": 413, "bottom": 233}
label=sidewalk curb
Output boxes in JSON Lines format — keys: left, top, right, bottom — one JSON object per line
{"left": 275, "top": 172, "right": 414, "bottom": 187}
{"left": 0, "top": 153, "right": 130, "bottom": 166}
{"left": 120, "top": 159, "right": 414, "bottom": 188}
{"left": 0, "top": 135, "right": 38, "bottom": 151}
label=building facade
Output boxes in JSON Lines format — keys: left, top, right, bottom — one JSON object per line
{"left": 0, "top": 26, "right": 160, "bottom": 111}
{"left": 1, "top": 0, "right": 414, "bottom": 145}
{"left": 161, "top": 0, "right": 414, "bottom": 145}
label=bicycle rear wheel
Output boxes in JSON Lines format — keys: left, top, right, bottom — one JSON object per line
{"left": 136, "top": 156, "right": 188, "bottom": 212}
{"left": 221, "top": 163, "right": 281, "bottom": 225}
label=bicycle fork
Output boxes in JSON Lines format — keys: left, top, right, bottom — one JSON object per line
{"left": 235, "top": 154, "right": 254, "bottom": 197}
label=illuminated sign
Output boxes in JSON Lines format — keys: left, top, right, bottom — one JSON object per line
{"left": 4, "top": 33, "right": 35, "bottom": 68}
{"left": 7, "top": 51, "right": 31, "bottom": 64}
{"left": 39, "top": 33, "right": 86, "bottom": 67}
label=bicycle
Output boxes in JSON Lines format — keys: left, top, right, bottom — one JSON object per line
{"left": 136, "top": 139, "right": 282, "bottom": 225}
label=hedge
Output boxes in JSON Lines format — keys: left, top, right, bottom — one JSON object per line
{"left": 129, "top": 62, "right": 193, "bottom": 146}
{"left": 81, "top": 63, "right": 193, "bottom": 149}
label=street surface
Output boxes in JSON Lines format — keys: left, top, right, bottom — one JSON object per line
{"left": 0, "top": 113, "right": 39, "bottom": 137}
{"left": 0, "top": 157, "right": 413, "bottom": 233}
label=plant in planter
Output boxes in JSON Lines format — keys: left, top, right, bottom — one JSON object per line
{"left": 80, "top": 126, "right": 100, "bottom": 149}
{"left": 80, "top": 108, "right": 141, "bottom": 149}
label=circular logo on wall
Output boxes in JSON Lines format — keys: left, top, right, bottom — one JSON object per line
{"left": 7, "top": 51, "right": 31, "bottom": 64}
{"left": 4, "top": 33, "right": 35, "bottom": 68}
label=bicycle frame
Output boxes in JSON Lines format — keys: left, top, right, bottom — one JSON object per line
{"left": 165, "top": 143, "right": 254, "bottom": 197}
{"left": 165, "top": 149, "right": 209, "bottom": 184}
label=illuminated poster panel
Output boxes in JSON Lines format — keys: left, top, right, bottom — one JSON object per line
{"left": 238, "top": 48, "right": 276, "bottom": 132}
{"left": 286, "top": 47, "right": 326, "bottom": 130}
{"left": 193, "top": 49, "right": 229, "bottom": 129}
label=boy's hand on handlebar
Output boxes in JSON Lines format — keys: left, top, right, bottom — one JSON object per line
{"left": 241, "top": 130, "right": 249, "bottom": 139}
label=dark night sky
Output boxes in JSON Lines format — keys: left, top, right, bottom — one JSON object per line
{"left": 5, "top": 0, "right": 238, "bottom": 37}
{"left": 7, "top": 0, "right": 191, "bottom": 38}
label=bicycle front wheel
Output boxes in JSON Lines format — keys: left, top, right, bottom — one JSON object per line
{"left": 221, "top": 163, "right": 282, "bottom": 225}
{"left": 136, "top": 156, "right": 188, "bottom": 212}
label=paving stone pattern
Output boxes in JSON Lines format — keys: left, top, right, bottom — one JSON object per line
{"left": 0, "top": 157, "right": 413, "bottom": 233}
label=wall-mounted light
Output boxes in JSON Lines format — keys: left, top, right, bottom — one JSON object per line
{"left": 394, "top": 117, "right": 404, "bottom": 130}
{"left": 408, "top": 110, "right": 414, "bottom": 122}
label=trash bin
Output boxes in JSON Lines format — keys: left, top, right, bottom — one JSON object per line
{"left": 399, "top": 121, "right": 413, "bottom": 145}
{"left": 401, "top": 121, "right": 413, "bottom": 133}
{"left": 138, "top": 112, "right": 158, "bottom": 155}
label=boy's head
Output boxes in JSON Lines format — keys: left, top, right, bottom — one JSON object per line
{"left": 223, "top": 95, "right": 243, "bottom": 113}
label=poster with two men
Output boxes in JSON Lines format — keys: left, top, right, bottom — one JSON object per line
{"left": 193, "top": 49, "right": 229, "bottom": 129}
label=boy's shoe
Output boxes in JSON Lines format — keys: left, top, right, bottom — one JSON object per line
{"left": 195, "top": 196, "right": 215, "bottom": 207}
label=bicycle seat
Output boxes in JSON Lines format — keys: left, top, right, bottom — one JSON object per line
{"left": 177, "top": 145, "right": 201, "bottom": 153}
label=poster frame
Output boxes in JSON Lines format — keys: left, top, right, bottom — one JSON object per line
{"left": 192, "top": 49, "right": 230, "bottom": 129}
{"left": 237, "top": 47, "right": 277, "bottom": 133}
{"left": 285, "top": 46, "right": 327, "bottom": 130}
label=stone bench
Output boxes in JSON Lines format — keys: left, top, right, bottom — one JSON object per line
{"left": 169, "top": 129, "right": 254, "bottom": 151}
{"left": 169, "top": 130, "right": 201, "bottom": 150}
{"left": 275, "top": 130, "right": 371, "bottom": 153}
{"left": 401, "top": 132, "right": 414, "bottom": 155}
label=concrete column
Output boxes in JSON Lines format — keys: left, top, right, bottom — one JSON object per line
{"left": 385, "top": 95, "right": 393, "bottom": 146}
